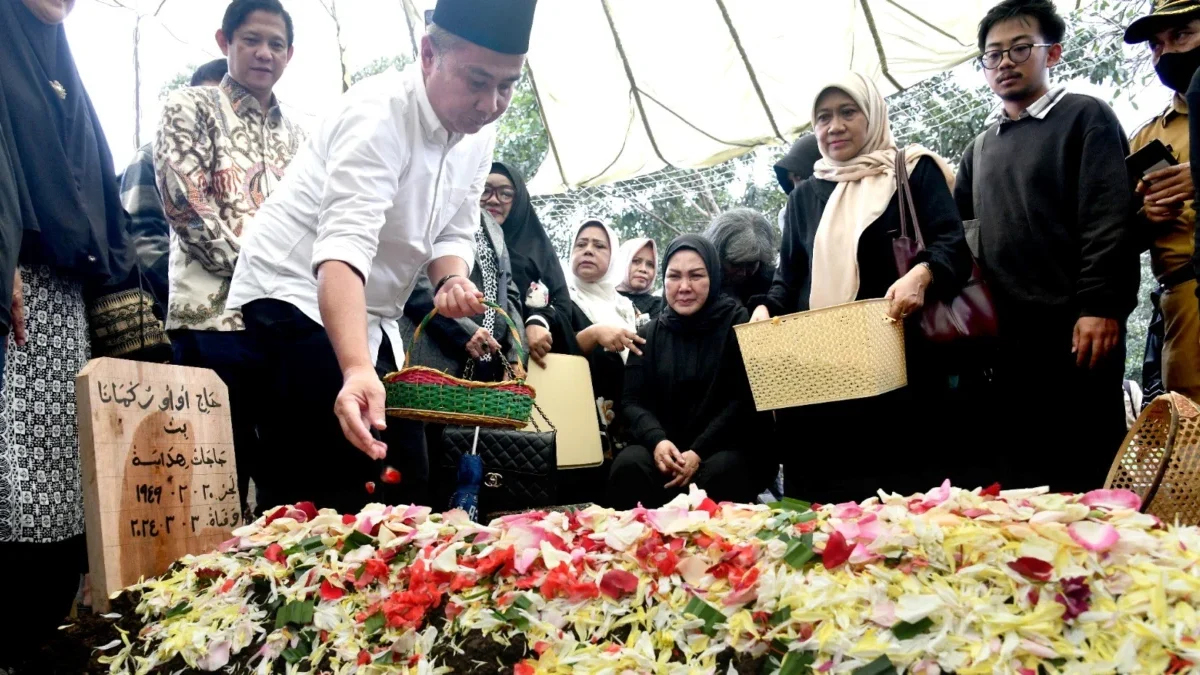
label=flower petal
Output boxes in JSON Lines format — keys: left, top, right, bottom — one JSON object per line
{"left": 1068, "top": 520, "right": 1120, "bottom": 552}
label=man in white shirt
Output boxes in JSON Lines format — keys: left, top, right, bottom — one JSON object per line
{"left": 226, "top": 0, "right": 535, "bottom": 512}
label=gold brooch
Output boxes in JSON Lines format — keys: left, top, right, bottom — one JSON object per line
{"left": 50, "top": 80, "right": 66, "bottom": 100}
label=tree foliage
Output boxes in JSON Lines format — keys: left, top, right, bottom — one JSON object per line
{"left": 350, "top": 55, "right": 412, "bottom": 85}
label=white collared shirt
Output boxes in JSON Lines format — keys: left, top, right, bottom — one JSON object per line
{"left": 227, "top": 65, "right": 492, "bottom": 366}
{"left": 989, "top": 86, "right": 1068, "bottom": 133}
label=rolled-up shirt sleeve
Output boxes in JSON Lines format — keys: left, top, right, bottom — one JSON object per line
{"left": 311, "top": 104, "right": 408, "bottom": 281}
{"left": 431, "top": 135, "right": 493, "bottom": 270}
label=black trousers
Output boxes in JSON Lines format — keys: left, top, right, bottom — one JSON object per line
{"left": 606, "top": 445, "right": 753, "bottom": 510}
{"left": 242, "top": 299, "right": 429, "bottom": 515}
{"left": 985, "top": 308, "right": 1127, "bottom": 494}
{"left": 170, "top": 329, "right": 262, "bottom": 514}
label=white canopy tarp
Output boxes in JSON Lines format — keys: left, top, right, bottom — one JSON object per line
{"left": 400, "top": 0, "right": 1085, "bottom": 195}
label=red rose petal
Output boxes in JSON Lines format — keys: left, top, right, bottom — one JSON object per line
{"left": 697, "top": 498, "right": 719, "bottom": 517}
{"left": 365, "top": 481, "right": 376, "bottom": 495}
{"left": 381, "top": 466, "right": 402, "bottom": 484}
{"left": 1008, "top": 557, "right": 1054, "bottom": 582}
{"left": 357, "top": 650, "right": 372, "bottom": 666}
{"left": 295, "top": 501, "right": 319, "bottom": 521}
{"left": 599, "top": 569, "right": 639, "bottom": 599}
{"left": 264, "top": 543, "right": 286, "bottom": 565}
{"left": 514, "top": 662, "right": 536, "bottom": 675}
{"left": 821, "top": 531, "right": 852, "bottom": 570}
{"left": 263, "top": 506, "right": 288, "bottom": 526}
{"left": 981, "top": 482, "right": 1002, "bottom": 497}
{"left": 320, "top": 578, "right": 346, "bottom": 603}
{"left": 342, "top": 514, "right": 356, "bottom": 525}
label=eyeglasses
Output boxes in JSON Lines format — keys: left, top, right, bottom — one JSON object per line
{"left": 481, "top": 186, "right": 516, "bottom": 203}
{"left": 979, "top": 43, "right": 1053, "bottom": 70}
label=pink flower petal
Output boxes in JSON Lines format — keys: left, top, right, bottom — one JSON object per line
{"left": 1068, "top": 520, "right": 1119, "bottom": 552}
{"left": 834, "top": 521, "right": 861, "bottom": 543}
{"left": 962, "top": 509, "right": 990, "bottom": 519}
{"left": 923, "top": 479, "right": 952, "bottom": 507}
{"left": 869, "top": 601, "right": 897, "bottom": 627}
{"left": 675, "top": 556, "right": 710, "bottom": 586}
{"left": 833, "top": 502, "right": 863, "bottom": 519}
{"left": 848, "top": 543, "right": 877, "bottom": 565}
{"left": 515, "top": 548, "right": 541, "bottom": 574}
{"left": 1081, "top": 489, "right": 1142, "bottom": 511}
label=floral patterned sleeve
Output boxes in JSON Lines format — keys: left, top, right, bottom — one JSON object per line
{"left": 154, "top": 89, "right": 238, "bottom": 278}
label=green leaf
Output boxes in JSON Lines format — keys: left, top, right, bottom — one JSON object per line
{"left": 793, "top": 510, "right": 819, "bottom": 523}
{"left": 784, "top": 535, "right": 816, "bottom": 569}
{"left": 164, "top": 601, "right": 191, "bottom": 619}
{"left": 341, "top": 530, "right": 375, "bottom": 556}
{"left": 512, "top": 595, "right": 534, "bottom": 611}
{"left": 768, "top": 499, "right": 811, "bottom": 513}
{"left": 274, "top": 599, "right": 315, "bottom": 630}
{"left": 363, "top": 612, "right": 385, "bottom": 634}
{"left": 853, "top": 655, "right": 899, "bottom": 675}
{"left": 779, "top": 650, "right": 816, "bottom": 675}
{"left": 769, "top": 606, "right": 791, "bottom": 627}
{"left": 683, "top": 596, "right": 725, "bottom": 636}
{"left": 280, "top": 638, "right": 312, "bottom": 665}
{"left": 891, "top": 617, "right": 934, "bottom": 640}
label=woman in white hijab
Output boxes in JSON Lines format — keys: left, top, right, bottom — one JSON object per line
{"left": 748, "top": 72, "right": 973, "bottom": 504}
{"left": 524, "top": 219, "right": 645, "bottom": 503}
{"left": 614, "top": 237, "right": 664, "bottom": 326}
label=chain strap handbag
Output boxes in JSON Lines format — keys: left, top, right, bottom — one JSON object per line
{"left": 440, "top": 358, "right": 558, "bottom": 517}
{"left": 891, "top": 147, "right": 999, "bottom": 345}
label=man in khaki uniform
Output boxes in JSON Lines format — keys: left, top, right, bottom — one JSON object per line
{"left": 1127, "top": 0, "right": 1200, "bottom": 401}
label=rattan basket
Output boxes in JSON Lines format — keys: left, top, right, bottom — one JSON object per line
{"left": 1106, "top": 392, "right": 1200, "bottom": 526}
{"left": 734, "top": 299, "right": 906, "bottom": 411}
{"left": 383, "top": 301, "right": 536, "bottom": 430}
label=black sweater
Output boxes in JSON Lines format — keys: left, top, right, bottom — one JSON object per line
{"left": 954, "top": 94, "right": 1138, "bottom": 319}
{"left": 757, "top": 155, "right": 971, "bottom": 316}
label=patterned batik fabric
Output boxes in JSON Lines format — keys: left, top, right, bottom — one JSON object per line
{"left": 474, "top": 225, "right": 500, "bottom": 363}
{"left": 0, "top": 264, "right": 91, "bottom": 544}
{"left": 155, "top": 74, "right": 305, "bottom": 331}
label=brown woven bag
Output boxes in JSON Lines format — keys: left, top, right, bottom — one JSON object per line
{"left": 1106, "top": 393, "right": 1200, "bottom": 526}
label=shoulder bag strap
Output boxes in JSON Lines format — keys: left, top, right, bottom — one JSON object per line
{"left": 894, "top": 147, "right": 926, "bottom": 251}
{"left": 971, "top": 130, "right": 987, "bottom": 221}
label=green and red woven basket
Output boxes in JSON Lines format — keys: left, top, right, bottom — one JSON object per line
{"left": 383, "top": 301, "right": 536, "bottom": 430}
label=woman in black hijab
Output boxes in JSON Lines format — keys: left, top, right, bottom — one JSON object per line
{"left": 607, "top": 235, "right": 769, "bottom": 509}
{"left": 0, "top": 0, "right": 141, "bottom": 658}
{"left": 489, "top": 162, "right": 571, "bottom": 366}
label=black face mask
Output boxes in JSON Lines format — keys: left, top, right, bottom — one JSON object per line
{"left": 1156, "top": 45, "right": 1200, "bottom": 93}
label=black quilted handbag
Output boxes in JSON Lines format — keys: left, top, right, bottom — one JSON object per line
{"left": 440, "top": 403, "right": 557, "bottom": 515}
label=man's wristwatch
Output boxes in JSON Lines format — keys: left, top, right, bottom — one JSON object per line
{"left": 434, "top": 274, "right": 462, "bottom": 294}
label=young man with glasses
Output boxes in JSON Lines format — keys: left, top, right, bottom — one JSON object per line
{"left": 954, "top": 0, "right": 1139, "bottom": 493}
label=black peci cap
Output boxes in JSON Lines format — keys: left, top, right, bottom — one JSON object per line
{"left": 431, "top": 0, "right": 537, "bottom": 55}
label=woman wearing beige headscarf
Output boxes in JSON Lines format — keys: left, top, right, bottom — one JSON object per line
{"left": 749, "top": 72, "right": 973, "bottom": 504}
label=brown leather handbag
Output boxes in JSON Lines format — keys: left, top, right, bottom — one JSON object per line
{"left": 891, "top": 148, "right": 999, "bottom": 345}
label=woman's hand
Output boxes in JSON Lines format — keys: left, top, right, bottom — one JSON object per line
{"left": 526, "top": 323, "right": 552, "bottom": 367}
{"left": 750, "top": 305, "right": 770, "bottom": 323}
{"left": 464, "top": 327, "right": 502, "bottom": 360}
{"left": 664, "top": 450, "right": 701, "bottom": 489}
{"left": 593, "top": 325, "right": 646, "bottom": 356}
{"left": 653, "top": 440, "right": 685, "bottom": 476}
{"left": 884, "top": 264, "right": 932, "bottom": 321}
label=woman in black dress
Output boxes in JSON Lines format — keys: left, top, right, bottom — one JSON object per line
{"left": 615, "top": 236, "right": 665, "bottom": 327}
{"left": 749, "top": 73, "right": 972, "bottom": 504}
{"left": 608, "top": 235, "right": 767, "bottom": 509}
{"left": 528, "top": 220, "right": 643, "bottom": 502}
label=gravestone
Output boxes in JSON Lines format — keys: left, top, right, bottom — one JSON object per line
{"left": 76, "top": 358, "right": 240, "bottom": 612}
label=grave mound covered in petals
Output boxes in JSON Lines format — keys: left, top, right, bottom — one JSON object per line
{"left": 89, "top": 484, "right": 1200, "bottom": 674}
